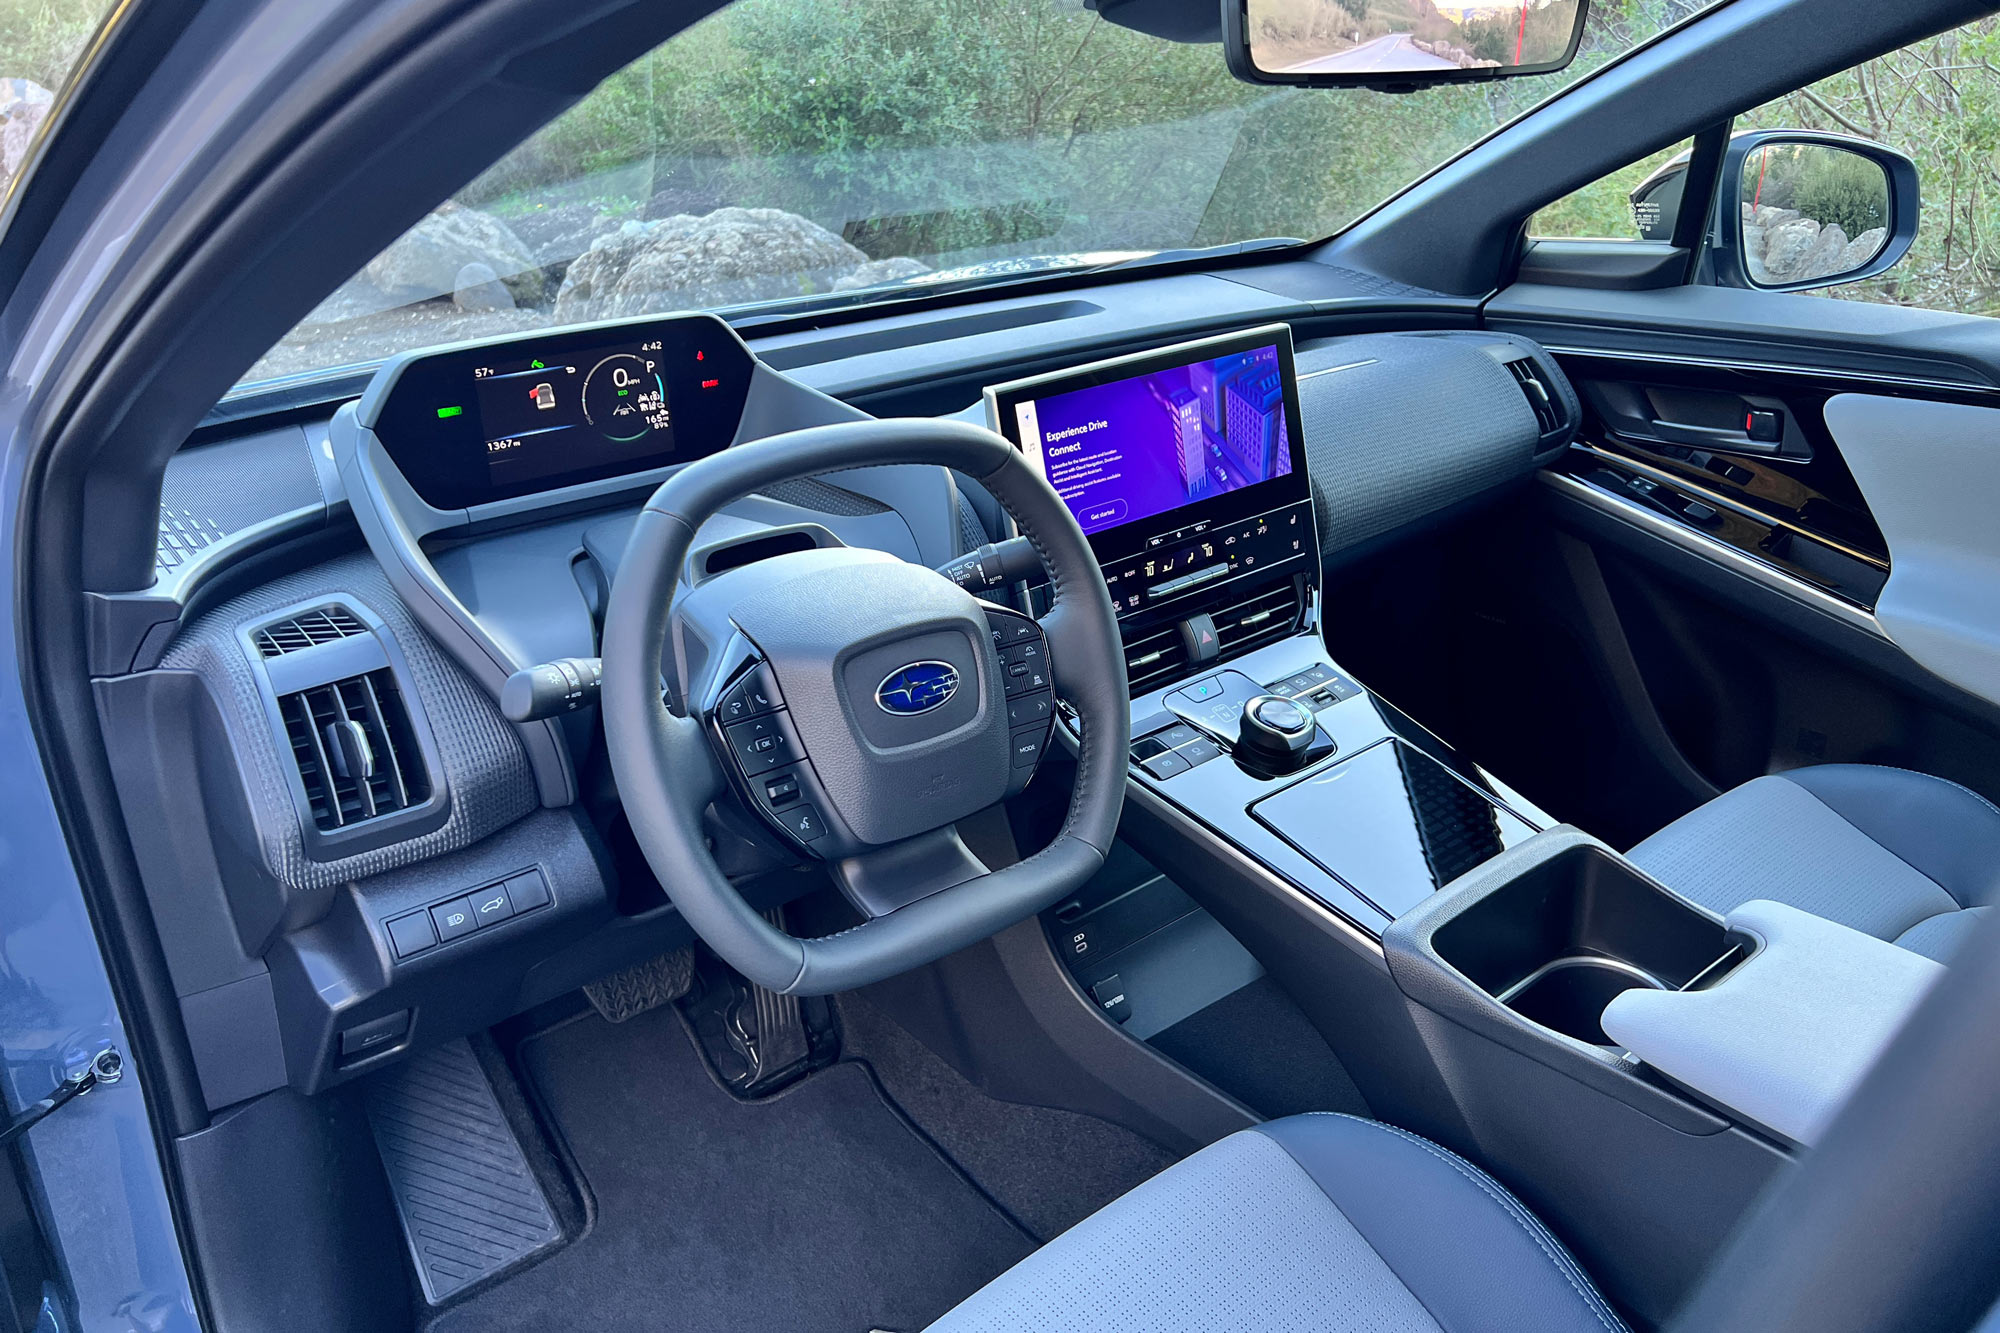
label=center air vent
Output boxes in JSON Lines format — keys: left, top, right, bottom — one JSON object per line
{"left": 279, "top": 671, "right": 431, "bottom": 831}
{"left": 1506, "top": 357, "right": 1563, "bottom": 435}
{"left": 1123, "top": 624, "right": 1191, "bottom": 694}
{"left": 255, "top": 606, "right": 366, "bottom": 656}
{"left": 1211, "top": 580, "right": 1305, "bottom": 654}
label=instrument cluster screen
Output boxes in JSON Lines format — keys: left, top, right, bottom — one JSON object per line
{"left": 368, "top": 313, "right": 755, "bottom": 511}
{"left": 986, "top": 325, "right": 1314, "bottom": 618}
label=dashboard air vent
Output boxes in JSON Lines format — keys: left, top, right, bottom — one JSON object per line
{"left": 255, "top": 606, "right": 366, "bottom": 657}
{"left": 1507, "top": 358, "right": 1562, "bottom": 435}
{"left": 1123, "top": 624, "right": 1190, "bottom": 694}
{"left": 278, "top": 671, "right": 431, "bottom": 831}
{"left": 1211, "top": 581, "right": 1304, "bottom": 654}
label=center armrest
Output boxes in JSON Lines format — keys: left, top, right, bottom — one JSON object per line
{"left": 1601, "top": 900, "right": 1943, "bottom": 1147}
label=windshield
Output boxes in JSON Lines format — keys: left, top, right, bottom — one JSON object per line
{"left": 242, "top": 0, "right": 1719, "bottom": 389}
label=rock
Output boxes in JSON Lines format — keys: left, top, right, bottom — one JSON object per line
{"left": 1759, "top": 218, "right": 1823, "bottom": 280}
{"left": 833, "top": 257, "right": 932, "bottom": 292}
{"left": 1842, "top": 227, "right": 1887, "bottom": 270}
{"left": 0, "top": 77, "right": 52, "bottom": 190}
{"left": 554, "top": 207, "right": 869, "bottom": 321}
{"left": 364, "top": 202, "right": 545, "bottom": 308}
{"left": 1797, "top": 223, "right": 1849, "bottom": 281}
{"left": 1753, "top": 205, "right": 1801, "bottom": 229}
{"left": 453, "top": 261, "right": 514, "bottom": 312}
{"left": 1741, "top": 223, "right": 1766, "bottom": 265}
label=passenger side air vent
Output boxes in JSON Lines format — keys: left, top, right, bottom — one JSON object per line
{"left": 1507, "top": 358, "right": 1563, "bottom": 435}
{"left": 255, "top": 606, "right": 366, "bottom": 657}
{"left": 278, "top": 671, "right": 432, "bottom": 831}
{"left": 1123, "top": 624, "right": 1191, "bottom": 694}
{"left": 1211, "top": 580, "right": 1305, "bottom": 655}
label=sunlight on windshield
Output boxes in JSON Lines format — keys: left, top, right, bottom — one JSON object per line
{"left": 0, "top": 0, "right": 123, "bottom": 200}
{"left": 243, "top": 0, "right": 1720, "bottom": 388}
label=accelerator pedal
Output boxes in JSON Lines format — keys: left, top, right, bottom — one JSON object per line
{"left": 681, "top": 910, "right": 839, "bottom": 1098}
{"left": 584, "top": 945, "right": 695, "bottom": 1023}
{"left": 365, "top": 1040, "right": 560, "bottom": 1303}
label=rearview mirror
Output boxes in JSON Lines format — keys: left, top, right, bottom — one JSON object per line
{"left": 1709, "top": 131, "right": 1920, "bottom": 293}
{"left": 1224, "top": 0, "right": 1591, "bottom": 91}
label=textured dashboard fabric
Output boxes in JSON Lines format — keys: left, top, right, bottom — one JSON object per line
{"left": 1628, "top": 765, "right": 2000, "bottom": 961}
{"left": 929, "top": 1116, "right": 1625, "bottom": 1333}
{"left": 1296, "top": 332, "right": 1556, "bottom": 555}
{"left": 157, "top": 426, "right": 324, "bottom": 580}
{"left": 159, "top": 552, "right": 538, "bottom": 893}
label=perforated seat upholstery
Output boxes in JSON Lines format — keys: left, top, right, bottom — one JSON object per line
{"left": 1628, "top": 764, "right": 2000, "bottom": 964}
{"left": 928, "top": 1114, "right": 1626, "bottom": 1333}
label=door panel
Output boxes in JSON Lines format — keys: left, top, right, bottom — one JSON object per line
{"left": 1824, "top": 394, "right": 2000, "bottom": 708}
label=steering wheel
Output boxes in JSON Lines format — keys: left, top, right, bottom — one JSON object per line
{"left": 599, "top": 418, "right": 1130, "bottom": 996}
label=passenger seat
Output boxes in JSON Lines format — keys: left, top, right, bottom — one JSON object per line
{"left": 1627, "top": 764, "right": 2000, "bottom": 964}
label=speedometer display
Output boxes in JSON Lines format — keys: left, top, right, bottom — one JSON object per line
{"left": 581, "top": 354, "right": 669, "bottom": 442}
{"left": 366, "top": 314, "right": 754, "bottom": 510}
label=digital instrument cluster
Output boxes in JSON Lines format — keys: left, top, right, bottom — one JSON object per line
{"left": 368, "top": 313, "right": 756, "bottom": 510}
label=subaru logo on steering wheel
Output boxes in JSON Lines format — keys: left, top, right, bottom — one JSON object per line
{"left": 875, "top": 661, "right": 960, "bottom": 716}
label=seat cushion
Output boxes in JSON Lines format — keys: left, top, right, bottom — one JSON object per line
{"left": 928, "top": 1114, "right": 1625, "bottom": 1333}
{"left": 1627, "top": 765, "right": 2000, "bottom": 964}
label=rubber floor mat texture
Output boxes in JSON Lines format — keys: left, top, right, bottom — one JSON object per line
{"left": 430, "top": 1007, "right": 1033, "bottom": 1332}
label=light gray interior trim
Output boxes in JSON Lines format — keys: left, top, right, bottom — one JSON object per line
{"left": 1603, "top": 900, "right": 1942, "bottom": 1147}
{"left": 1538, "top": 471, "right": 1888, "bottom": 640}
{"left": 1823, "top": 394, "right": 2000, "bottom": 708}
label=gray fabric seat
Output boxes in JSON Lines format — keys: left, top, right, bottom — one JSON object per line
{"left": 929, "top": 1113, "right": 1625, "bottom": 1332}
{"left": 1627, "top": 764, "right": 2000, "bottom": 964}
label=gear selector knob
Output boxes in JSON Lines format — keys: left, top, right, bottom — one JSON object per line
{"left": 1238, "top": 693, "right": 1316, "bottom": 772}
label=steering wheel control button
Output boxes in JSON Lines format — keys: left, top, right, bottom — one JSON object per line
{"left": 781, "top": 804, "right": 828, "bottom": 842}
{"left": 1000, "top": 642, "right": 1051, "bottom": 697}
{"left": 718, "top": 663, "right": 783, "bottom": 722}
{"left": 1008, "top": 692, "right": 1054, "bottom": 727}
{"left": 726, "top": 711, "right": 802, "bottom": 774}
{"left": 471, "top": 884, "right": 514, "bottom": 928}
{"left": 1010, "top": 728, "right": 1050, "bottom": 768}
{"left": 763, "top": 774, "right": 801, "bottom": 807}
{"left": 431, "top": 898, "right": 478, "bottom": 943}
{"left": 385, "top": 912, "right": 437, "bottom": 959}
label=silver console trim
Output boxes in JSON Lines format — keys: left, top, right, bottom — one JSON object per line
{"left": 1540, "top": 469, "right": 1890, "bottom": 641}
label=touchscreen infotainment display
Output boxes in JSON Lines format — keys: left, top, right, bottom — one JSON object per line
{"left": 1012, "top": 343, "right": 1293, "bottom": 538}
{"left": 986, "top": 325, "right": 1313, "bottom": 619}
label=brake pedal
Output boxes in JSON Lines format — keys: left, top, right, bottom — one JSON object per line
{"left": 584, "top": 945, "right": 695, "bottom": 1023}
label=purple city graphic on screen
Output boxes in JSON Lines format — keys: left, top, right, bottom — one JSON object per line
{"left": 1019, "top": 345, "right": 1291, "bottom": 536}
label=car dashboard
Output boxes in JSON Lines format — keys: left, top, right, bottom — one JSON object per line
{"left": 110, "top": 271, "right": 1580, "bottom": 1109}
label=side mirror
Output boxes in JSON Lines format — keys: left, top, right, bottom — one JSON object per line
{"left": 1223, "top": 0, "right": 1590, "bottom": 92}
{"left": 1710, "top": 131, "right": 1919, "bottom": 292}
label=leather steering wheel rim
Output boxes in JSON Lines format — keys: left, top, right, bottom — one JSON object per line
{"left": 600, "top": 417, "right": 1130, "bottom": 995}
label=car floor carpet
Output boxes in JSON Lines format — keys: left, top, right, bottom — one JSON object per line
{"left": 430, "top": 1005, "right": 1034, "bottom": 1333}
{"left": 836, "top": 994, "right": 1178, "bottom": 1242}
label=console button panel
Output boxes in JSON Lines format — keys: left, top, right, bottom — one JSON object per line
{"left": 382, "top": 868, "right": 553, "bottom": 960}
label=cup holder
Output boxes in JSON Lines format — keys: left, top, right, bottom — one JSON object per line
{"left": 1429, "top": 842, "right": 1735, "bottom": 1047}
{"left": 1499, "top": 957, "right": 1667, "bottom": 1045}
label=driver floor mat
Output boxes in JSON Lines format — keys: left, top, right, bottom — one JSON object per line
{"left": 429, "top": 1006, "right": 1034, "bottom": 1333}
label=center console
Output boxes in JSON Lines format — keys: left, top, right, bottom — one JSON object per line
{"left": 988, "top": 325, "right": 1553, "bottom": 941}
